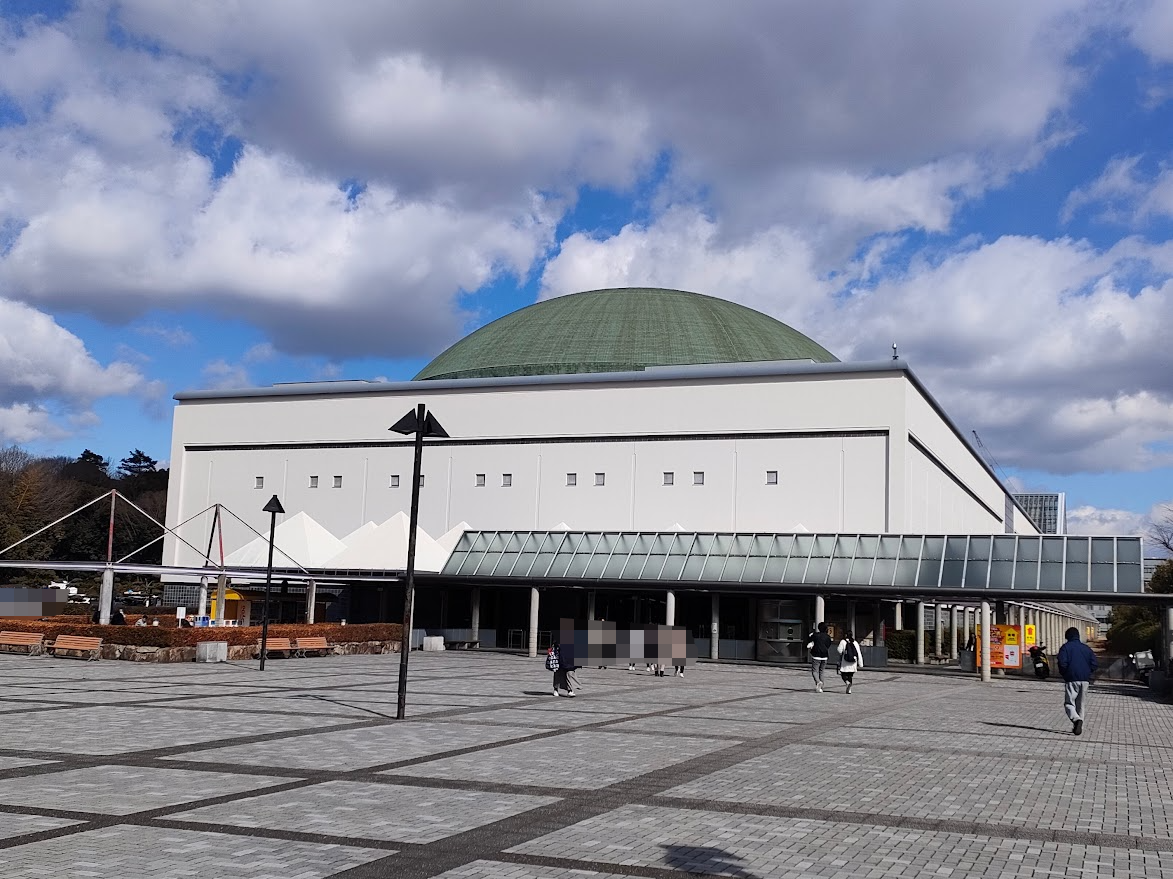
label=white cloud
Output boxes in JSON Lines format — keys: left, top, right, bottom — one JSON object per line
{"left": 1063, "top": 155, "right": 1173, "bottom": 225}
{"left": 135, "top": 324, "right": 195, "bottom": 347}
{"left": 1066, "top": 504, "right": 1149, "bottom": 536}
{"left": 0, "top": 404, "right": 67, "bottom": 445}
{"left": 1128, "top": 1, "right": 1173, "bottom": 64}
{"left": 0, "top": 298, "right": 148, "bottom": 404}
{"left": 242, "top": 343, "right": 276, "bottom": 364}
{"left": 0, "top": 298, "right": 154, "bottom": 443}
{"left": 199, "top": 359, "right": 251, "bottom": 391}
{"left": 542, "top": 207, "right": 831, "bottom": 325}
{"left": 0, "top": 1, "right": 1120, "bottom": 362}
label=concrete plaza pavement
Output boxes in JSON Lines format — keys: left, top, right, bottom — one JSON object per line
{"left": 0, "top": 650, "right": 1171, "bottom": 878}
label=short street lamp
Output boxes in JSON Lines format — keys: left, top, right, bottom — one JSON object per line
{"left": 258, "top": 494, "right": 285, "bottom": 671}
{"left": 390, "top": 404, "right": 448, "bottom": 719}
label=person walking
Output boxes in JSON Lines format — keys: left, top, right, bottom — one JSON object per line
{"left": 836, "top": 630, "right": 863, "bottom": 694}
{"left": 548, "top": 640, "right": 579, "bottom": 697}
{"left": 1057, "top": 626, "right": 1097, "bottom": 735}
{"left": 807, "top": 622, "right": 833, "bottom": 692}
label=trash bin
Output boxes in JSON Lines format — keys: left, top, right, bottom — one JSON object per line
{"left": 959, "top": 648, "right": 976, "bottom": 672}
{"left": 195, "top": 641, "right": 228, "bottom": 663}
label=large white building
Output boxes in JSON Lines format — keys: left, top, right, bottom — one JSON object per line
{"left": 163, "top": 288, "right": 1094, "bottom": 658}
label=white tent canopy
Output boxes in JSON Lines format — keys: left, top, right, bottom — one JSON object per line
{"left": 323, "top": 512, "right": 449, "bottom": 572}
{"left": 224, "top": 511, "right": 347, "bottom": 568}
{"left": 435, "top": 522, "right": 470, "bottom": 557}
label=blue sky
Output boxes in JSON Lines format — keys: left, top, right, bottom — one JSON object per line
{"left": 2, "top": 1, "right": 1173, "bottom": 536}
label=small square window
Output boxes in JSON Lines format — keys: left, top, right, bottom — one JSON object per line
{"left": 663, "top": 471, "right": 674, "bottom": 486}
{"left": 766, "top": 470, "right": 778, "bottom": 485}
{"left": 693, "top": 471, "right": 704, "bottom": 485}
{"left": 418, "top": 474, "right": 425, "bottom": 488}
{"left": 254, "top": 476, "right": 264, "bottom": 489}
{"left": 594, "top": 472, "right": 605, "bottom": 486}
{"left": 502, "top": 473, "right": 512, "bottom": 487}
{"left": 475, "top": 473, "right": 486, "bottom": 487}
{"left": 308, "top": 475, "right": 319, "bottom": 488}
{"left": 389, "top": 475, "right": 400, "bottom": 488}
{"left": 566, "top": 472, "right": 577, "bottom": 486}
{"left": 333, "top": 475, "right": 342, "bottom": 488}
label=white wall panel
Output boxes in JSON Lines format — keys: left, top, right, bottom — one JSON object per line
{"left": 164, "top": 367, "right": 1023, "bottom": 568}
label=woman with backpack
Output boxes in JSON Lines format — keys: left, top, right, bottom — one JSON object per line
{"left": 837, "top": 630, "right": 863, "bottom": 694}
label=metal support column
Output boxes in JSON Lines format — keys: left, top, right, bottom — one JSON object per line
{"left": 980, "top": 600, "right": 992, "bottom": 682}
{"left": 471, "top": 587, "right": 480, "bottom": 645}
{"left": 916, "top": 601, "right": 926, "bottom": 665}
{"left": 950, "top": 605, "right": 959, "bottom": 659}
{"left": 710, "top": 593, "right": 720, "bottom": 660}
{"left": 528, "top": 587, "right": 539, "bottom": 658}
{"left": 666, "top": 590, "right": 676, "bottom": 627}
{"left": 98, "top": 566, "right": 114, "bottom": 625}
{"left": 305, "top": 578, "right": 317, "bottom": 624}
{"left": 214, "top": 574, "right": 228, "bottom": 624}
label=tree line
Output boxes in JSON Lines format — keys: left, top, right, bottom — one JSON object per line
{"left": 0, "top": 445, "right": 168, "bottom": 590}
{"left": 1104, "top": 508, "right": 1173, "bottom": 655}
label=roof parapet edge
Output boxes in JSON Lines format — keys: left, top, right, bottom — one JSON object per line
{"left": 173, "top": 359, "right": 910, "bottom": 401}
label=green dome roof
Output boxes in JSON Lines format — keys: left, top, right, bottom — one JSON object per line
{"left": 415, "top": 287, "right": 838, "bottom": 381}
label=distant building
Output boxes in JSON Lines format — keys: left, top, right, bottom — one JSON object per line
{"left": 1012, "top": 492, "right": 1066, "bottom": 535}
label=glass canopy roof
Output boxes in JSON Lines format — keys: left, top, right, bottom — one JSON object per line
{"left": 441, "top": 531, "right": 1144, "bottom": 594}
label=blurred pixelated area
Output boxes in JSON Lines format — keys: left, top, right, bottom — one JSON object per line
{"left": 557, "top": 618, "right": 696, "bottom": 666}
{"left": 0, "top": 587, "right": 68, "bottom": 618}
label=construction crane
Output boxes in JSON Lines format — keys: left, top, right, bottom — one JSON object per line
{"left": 971, "top": 430, "right": 1010, "bottom": 482}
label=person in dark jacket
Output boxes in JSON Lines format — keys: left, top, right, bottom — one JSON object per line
{"left": 807, "top": 622, "right": 834, "bottom": 693}
{"left": 1056, "top": 627, "right": 1097, "bottom": 736}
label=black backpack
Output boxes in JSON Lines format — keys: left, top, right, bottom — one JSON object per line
{"left": 841, "top": 640, "right": 858, "bottom": 662}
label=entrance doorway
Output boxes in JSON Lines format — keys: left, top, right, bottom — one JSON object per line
{"left": 757, "top": 599, "right": 807, "bottom": 662}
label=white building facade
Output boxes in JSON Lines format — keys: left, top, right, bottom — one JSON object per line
{"left": 160, "top": 288, "right": 1056, "bottom": 657}
{"left": 164, "top": 360, "right": 1039, "bottom": 572}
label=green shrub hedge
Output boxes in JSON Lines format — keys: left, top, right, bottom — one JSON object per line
{"left": 0, "top": 619, "right": 400, "bottom": 647}
{"left": 886, "top": 630, "right": 916, "bottom": 660}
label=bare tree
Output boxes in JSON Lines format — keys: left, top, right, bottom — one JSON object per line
{"left": 1149, "top": 503, "right": 1173, "bottom": 557}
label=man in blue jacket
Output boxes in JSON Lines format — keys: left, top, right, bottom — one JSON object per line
{"left": 1056, "top": 627, "right": 1097, "bottom": 736}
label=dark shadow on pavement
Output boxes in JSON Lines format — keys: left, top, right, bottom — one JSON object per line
{"left": 1090, "top": 681, "right": 1171, "bottom": 701}
{"left": 293, "top": 694, "right": 397, "bottom": 719}
{"left": 661, "top": 844, "right": 763, "bottom": 878}
{"left": 522, "top": 690, "right": 555, "bottom": 696}
{"left": 979, "top": 720, "right": 1059, "bottom": 734}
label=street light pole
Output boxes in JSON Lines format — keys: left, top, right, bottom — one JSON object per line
{"left": 390, "top": 403, "right": 448, "bottom": 720}
{"left": 259, "top": 495, "right": 285, "bottom": 671}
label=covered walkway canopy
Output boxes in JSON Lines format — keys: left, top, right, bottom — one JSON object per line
{"left": 441, "top": 531, "right": 1146, "bottom": 600}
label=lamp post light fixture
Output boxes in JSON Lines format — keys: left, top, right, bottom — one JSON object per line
{"left": 390, "top": 403, "right": 448, "bottom": 720}
{"left": 258, "top": 494, "right": 285, "bottom": 671}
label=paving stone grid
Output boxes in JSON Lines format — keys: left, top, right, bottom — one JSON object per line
{"left": 0, "top": 651, "right": 1171, "bottom": 879}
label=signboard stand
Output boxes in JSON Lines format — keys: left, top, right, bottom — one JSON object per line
{"left": 975, "top": 624, "right": 1023, "bottom": 671}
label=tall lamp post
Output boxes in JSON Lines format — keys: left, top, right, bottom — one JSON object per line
{"left": 258, "top": 494, "right": 285, "bottom": 671}
{"left": 390, "top": 403, "right": 448, "bottom": 719}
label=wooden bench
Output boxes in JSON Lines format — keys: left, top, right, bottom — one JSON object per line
{"left": 293, "top": 636, "right": 331, "bottom": 657}
{"left": 258, "top": 637, "right": 293, "bottom": 659}
{"left": 0, "top": 631, "right": 45, "bottom": 656}
{"left": 47, "top": 635, "right": 102, "bottom": 661}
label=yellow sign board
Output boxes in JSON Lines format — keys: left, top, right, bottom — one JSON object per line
{"left": 975, "top": 624, "right": 1023, "bottom": 669}
{"left": 1024, "top": 624, "right": 1036, "bottom": 647}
